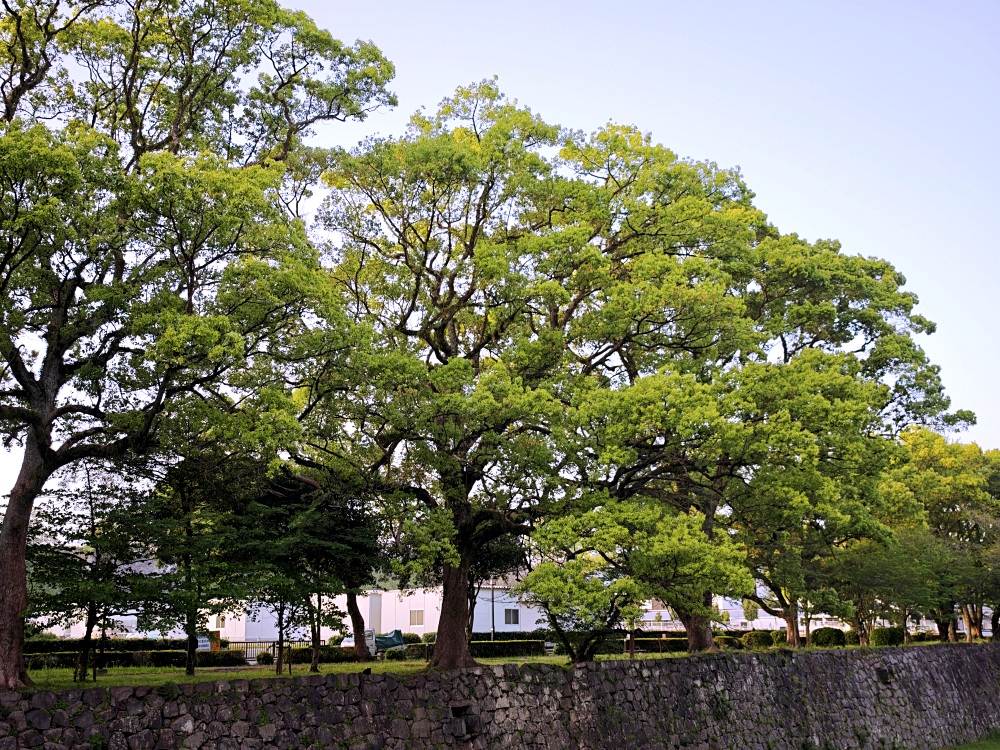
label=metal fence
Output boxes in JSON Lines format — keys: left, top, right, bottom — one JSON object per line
{"left": 226, "top": 640, "right": 321, "bottom": 662}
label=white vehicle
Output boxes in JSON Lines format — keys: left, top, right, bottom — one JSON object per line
{"left": 340, "top": 629, "right": 376, "bottom": 658}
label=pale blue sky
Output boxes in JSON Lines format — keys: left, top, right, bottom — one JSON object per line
{"left": 2, "top": 1, "right": 997, "bottom": 488}
{"left": 297, "top": 0, "right": 1000, "bottom": 446}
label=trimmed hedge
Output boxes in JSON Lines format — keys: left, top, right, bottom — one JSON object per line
{"left": 714, "top": 635, "right": 742, "bottom": 650}
{"left": 256, "top": 652, "right": 273, "bottom": 665}
{"left": 633, "top": 638, "right": 689, "bottom": 654}
{"left": 403, "top": 639, "right": 546, "bottom": 661}
{"left": 401, "top": 633, "right": 423, "bottom": 644}
{"left": 25, "top": 649, "right": 249, "bottom": 669}
{"left": 870, "top": 626, "right": 905, "bottom": 647}
{"left": 471, "top": 640, "right": 545, "bottom": 658}
{"left": 288, "top": 646, "right": 356, "bottom": 664}
{"left": 742, "top": 631, "right": 774, "bottom": 650}
{"left": 811, "top": 627, "right": 847, "bottom": 648}
{"left": 553, "top": 636, "right": 621, "bottom": 657}
{"left": 405, "top": 643, "right": 432, "bottom": 660}
{"left": 470, "top": 630, "right": 552, "bottom": 642}
{"left": 22, "top": 638, "right": 189, "bottom": 654}
{"left": 844, "top": 630, "right": 861, "bottom": 645}
{"left": 771, "top": 630, "right": 788, "bottom": 646}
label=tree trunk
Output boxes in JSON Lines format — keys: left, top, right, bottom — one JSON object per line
{"left": 429, "top": 553, "right": 478, "bottom": 670}
{"left": 309, "top": 593, "right": 321, "bottom": 673}
{"left": 275, "top": 602, "right": 286, "bottom": 676}
{"left": 75, "top": 600, "right": 98, "bottom": 683}
{"left": 185, "top": 612, "right": 197, "bottom": 677}
{"left": 850, "top": 616, "right": 869, "bottom": 646}
{"left": 783, "top": 602, "right": 801, "bottom": 648}
{"left": 345, "top": 592, "right": 371, "bottom": 662}
{"left": 933, "top": 618, "right": 951, "bottom": 642}
{"left": 991, "top": 607, "right": 999, "bottom": 641}
{"left": 676, "top": 593, "right": 715, "bottom": 652}
{"left": 0, "top": 440, "right": 49, "bottom": 689}
{"left": 804, "top": 612, "right": 812, "bottom": 647}
{"left": 948, "top": 618, "right": 958, "bottom": 643}
{"left": 465, "top": 572, "right": 479, "bottom": 644}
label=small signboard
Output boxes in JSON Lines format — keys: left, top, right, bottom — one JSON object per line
{"left": 196, "top": 635, "right": 211, "bottom": 651}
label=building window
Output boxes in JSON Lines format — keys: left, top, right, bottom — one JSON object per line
{"left": 215, "top": 615, "right": 226, "bottom": 629}
{"left": 504, "top": 609, "right": 519, "bottom": 625}
{"left": 409, "top": 610, "right": 424, "bottom": 627}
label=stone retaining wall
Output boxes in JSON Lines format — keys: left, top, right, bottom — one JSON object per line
{"left": 2, "top": 643, "right": 999, "bottom": 749}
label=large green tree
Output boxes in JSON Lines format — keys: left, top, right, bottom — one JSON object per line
{"left": 0, "top": 0, "right": 394, "bottom": 688}
{"left": 310, "top": 81, "right": 768, "bottom": 669}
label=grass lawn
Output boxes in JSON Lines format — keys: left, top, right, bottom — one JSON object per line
{"left": 951, "top": 740, "right": 1000, "bottom": 749}
{"left": 23, "top": 656, "right": 571, "bottom": 693}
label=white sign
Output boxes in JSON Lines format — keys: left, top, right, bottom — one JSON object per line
{"left": 196, "top": 635, "right": 211, "bottom": 651}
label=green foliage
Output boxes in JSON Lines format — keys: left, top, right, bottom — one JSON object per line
{"left": 385, "top": 648, "right": 407, "bottom": 661}
{"left": 771, "top": 631, "right": 788, "bottom": 647}
{"left": 844, "top": 630, "right": 861, "bottom": 646}
{"left": 470, "top": 640, "right": 547, "bottom": 658}
{"left": 742, "top": 631, "right": 774, "bottom": 650}
{"left": 714, "top": 636, "right": 742, "bottom": 650}
{"left": 632, "top": 638, "right": 690, "bottom": 654}
{"left": 552, "top": 638, "right": 621, "bottom": 657}
{"left": 401, "top": 633, "right": 423, "bottom": 644}
{"left": 810, "top": 628, "right": 847, "bottom": 648}
{"left": 403, "top": 644, "right": 431, "bottom": 660}
{"left": 255, "top": 652, "right": 274, "bottom": 665}
{"left": 195, "top": 650, "right": 247, "bottom": 667}
{"left": 287, "top": 647, "right": 356, "bottom": 664}
{"left": 869, "top": 627, "right": 905, "bottom": 648}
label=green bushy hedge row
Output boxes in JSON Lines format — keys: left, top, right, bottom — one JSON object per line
{"left": 809, "top": 628, "right": 847, "bottom": 648}
{"left": 287, "top": 646, "right": 357, "bottom": 664}
{"left": 869, "top": 626, "right": 905, "bottom": 647}
{"left": 25, "top": 649, "right": 248, "bottom": 669}
{"left": 406, "top": 640, "right": 546, "bottom": 660}
{"left": 632, "top": 638, "right": 688, "bottom": 654}
{"left": 810, "top": 627, "right": 847, "bottom": 647}
{"left": 472, "top": 640, "right": 546, "bottom": 658}
{"left": 24, "top": 638, "right": 191, "bottom": 654}
{"left": 742, "top": 631, "right": 775, "bottom": 650}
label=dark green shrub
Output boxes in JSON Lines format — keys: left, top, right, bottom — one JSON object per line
{"left": 869, "top": 626, "right": 905, "bottom": 647}
{"left": 771, "top": 630, "right": 787, "bottom": 646}
{"left": 422, "top": 632, "right": 437, "bottom": 643}
{"left": 288, "top": 646, "right": 356, "bottom": 664}
{"left": 255, "top": 652, "right": 274, "bottom": 665}
{"left": 714, "top": 635, "right": 742, "bottom": 650}
{"left": 470, "top": 640, "right": 546, "bottom": 658}
{"left": 552, "top": 637, "right": 620, "bottom": 657}
{"left": 844, "top": 630, "right": 860, "bottom": 645}
{"left": 132, "top": 651, "right": 152, "bottom": 667}
{"left": 196, "top": 649, "right": 246, "bottom": 667}
{"left": 385, "top": 648, "right": 408, "bottom": 661}
{"left": 630, "top": 638, "right": 689, "bottom": 654}
{"left": 401, "top": 633, "right": 423, "bottom": 644}
{"left": 742, "top": 631, "right": 773, "bottom": 650}
{"left": 24, "top": 652, "right": 76, "bottom": 669}
{"left": 470, "top": 631, "right": 549, "bottom": 642}
{"left": 911, "top": 632, "right": 928, "bottom": 642}
{"left": 149, "top": 651, "right": 187, "bottom": 668}
{"left": 810, "top": 627, "right": 847, "bottom": 648}
{"left": 25, "top": 651, "right": 139, "bottom": 669}
{"left": 21, "top": 637, "right": 189, "bottom": 654}
{"left": 405, "top": 643, "right": 431, "bottom": 660}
